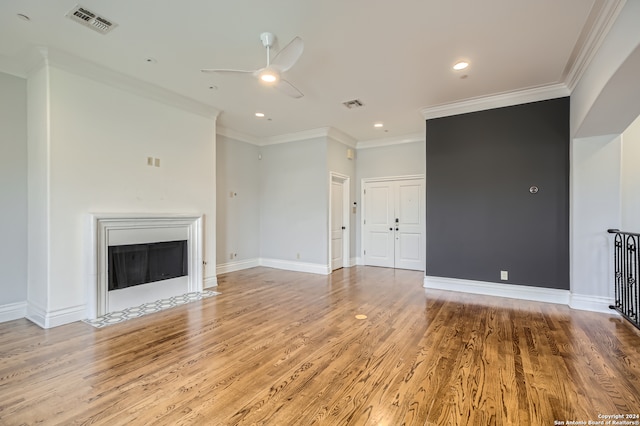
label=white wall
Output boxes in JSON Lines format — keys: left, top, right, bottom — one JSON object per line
{"left": 570, "top": 135, "right": 621, "bottom": 312}
{"left": 569, "top": 0, "right": 640, "bottom": 312}
{"left": 327, "top": 138, "right": 356, "bottom": 262}
{"left": 571, "top": 0, "right": 640, "bottom": 138}
{"left": 216, "top": 135, "right": 260, "bottom": 269}
{"left": 0, "top": 72, "right": 27, "bottom": 315}
{"left": 27, "top": 64, "right": 217, "bottom": 327}
{"left": 354, "top": 141, "right": 425, "bottom": 258}
{"left": 26, "top": 63, "right": 50, "bottom": 316}
{"left": 621, "top": 115, "right": 640, "bottom": 232}
{"left": 259, "top": 138, "right": 328, "bottom": 269}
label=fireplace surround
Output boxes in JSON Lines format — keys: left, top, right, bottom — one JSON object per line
{"left": 89, "top": 214, "right": 203, "bottom": 319}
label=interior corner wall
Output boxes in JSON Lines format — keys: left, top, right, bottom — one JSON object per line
{"left": 571, "top": 0, "right": 640, "bottom": 138}
{"left": 426, "top": 97, "right": 570, "bottom": 289}
{"left": 327, "top": 138, "right": 357, "bottom": 261}
{"left": 29, "top": 64, "right": 217, "bottom": 326}
{"left": 259, "top": 138, "right": 328, "bottom": 266}
{"left": 354, "top": 141, "right": 426, "bottom": 259}
{"left": 216, "top": 135, "right": 260, "bottom": 266}
{"left": 0, "top": 72, "right": 28, "bottom": 309}
{"left": 570, "top": 134, "right": 621, "bottom": 302}
{"left": 26, "top": 63, "right": 50, "bottom": 315}
{"left": 621, "top": 115, "right": 640, "bottom": 232}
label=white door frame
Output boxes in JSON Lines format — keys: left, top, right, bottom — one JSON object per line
{"left": 361, "top": 174, "right": 425, "bottom": 270}
{"left": 329, "top": 172, "right": 350, "bottom": 271}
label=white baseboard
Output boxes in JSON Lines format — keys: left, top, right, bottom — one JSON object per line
{"left": 260, "top": 258, "right": 330, "bottom": 275}
{"left": 216, "top": 257, "right": 347, "bottom": 277}
{"left": 216, "top": 258, "right": 260, "bottom": 275}
{"left": 204, "top": 275, "right": 219, "bottom": 288}
{"left": 26, "top": 302, "right": 86, "bottom": 329}
{"left": 423, "top": 275, "right": 570, "bottom": 305}
{"left": 569, "top": 293, "right": 618, "bottom": 315}
{"left": 348, "top": 257, "right": 358, "bottom": 267}
{"left": 0, "top": 301, "right": 27, "bottom": 323}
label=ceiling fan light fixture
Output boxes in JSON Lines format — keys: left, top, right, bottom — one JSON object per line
{"left": 258, "top": 68, "right": 279, "bottom": 84}
{"left": 453, "top": 61, "right": 469, "bottom": 71}
{"left": 201, "top": 32, "right": 304, "bottom": 98}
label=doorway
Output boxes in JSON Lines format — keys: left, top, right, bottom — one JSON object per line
{"left": 362, "top": 176, "right": 425, "bottom": 271}
{"left": 330, "top": 172, "right": 350, "bottom": 271}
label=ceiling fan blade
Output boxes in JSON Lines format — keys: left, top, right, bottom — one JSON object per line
{"left": 271, "top": 37, "right": 304, "bottom": 72}
{"left": 275, "top": 78, "right": 304, "bottom": 99}
{"left": 200, "top": 69, "right": 256, "bottom": 74}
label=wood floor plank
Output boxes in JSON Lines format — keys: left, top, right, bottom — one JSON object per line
{"left": 1, "top": 266, "right": 639, "bottom": 425}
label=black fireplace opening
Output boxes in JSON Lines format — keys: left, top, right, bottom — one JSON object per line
{"left": 108, "top": 240, "right": 188, "bottom": 291}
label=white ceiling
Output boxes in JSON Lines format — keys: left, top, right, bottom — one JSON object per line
{"left": 0, "top": 0, "right": 614, "bottom": 143}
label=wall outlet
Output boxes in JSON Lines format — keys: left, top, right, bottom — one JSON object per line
{"left": 229, "top": 253, "right": 234, "bottom": 260}
{"left": 154, "top": 158, "right": 160, "bottom": 167}
{"left": 296, "top": 253, "right": 300, "bottom": 259}
{"left": 146, "top": 157, "right": 153, "bottom": 166}
{"left": 500, "top": 270, "right": 508, "bottom": 281}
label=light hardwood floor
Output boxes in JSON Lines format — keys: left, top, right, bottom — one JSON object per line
{"left": 1, "top": 266, "right": 639, "bottom": 425}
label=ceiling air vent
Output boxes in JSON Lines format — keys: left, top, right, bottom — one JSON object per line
{"left": 66, "top": 5, "right": 117, "bottom": 35}
{"left": 342, "top": 99, "right": 364, "bottom": 109}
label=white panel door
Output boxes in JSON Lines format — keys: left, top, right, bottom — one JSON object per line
{"left": 363, "top": 178, "right": 424, "bottom": 271}
{"left": 363, "top": 182, "right": 394, "bottom": 267}
{"left": 331, "top": 181, "right": 344, "bottom": 270}
{"left": 394, "top": 179, "right": 425, "bottom": 270}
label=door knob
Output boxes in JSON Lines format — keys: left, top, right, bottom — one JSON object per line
{"left": 389, "top": 227, "right": 393, "bottom": 231}
{"left": 341, "top": 226, "right": 346, "bottom": 230}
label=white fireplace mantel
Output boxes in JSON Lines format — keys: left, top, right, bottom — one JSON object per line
{"left": 88, "top": 213, "right": 204, "bottom": 319}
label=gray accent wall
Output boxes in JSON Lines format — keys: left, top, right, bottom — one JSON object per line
{"left": 216, "top": 135, "right": 260, "bottom": 265}
{"left": 0, "top": 72, "right": 28, "bottom": 305}
{"left": 426, "top": 97, "right": 570, "bottom": 289}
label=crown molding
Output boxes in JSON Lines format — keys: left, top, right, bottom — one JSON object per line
{"left": 216, "top": 127, "right": 261, "bottom": 145}
{"left": 224, "top": 126, "right": 358, "bottom": 147}
{"left": 421, "top": 83, "right": 570, "bottom": 120}
{"left": 563, "top": 0, "right": 626, "bottom": 92}
{"left": 357, "top": 132, "right": 424, "bottom": 150}
{"left": 261, "top": 127, "right": 331, "bottom": 146}
{"left": 216, "top": 126, "right": 421, "bottom": 149}
{"left": 326, "top": 127, "right": 358, "bottom": 148}
{"left": 32, "top": 47, "right": 220, "bottom": 120}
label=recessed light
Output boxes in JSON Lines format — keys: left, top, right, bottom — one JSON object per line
{"left": 374, "top": 123, "right": 384, "bottom": 128}
{"left": 255, "top": 112, "right": 265, "bottom": 118}
{"left": 453, "top": 61, "right": 469, "bottom": 71}
{"left": 209, "top": 85, "right": 218, "bottom": 90}
{"left": 17, "top": 13, "right": 30, "bottom": 21}
{"left": 145, "top": 57, "right": 157, "bottom": 64}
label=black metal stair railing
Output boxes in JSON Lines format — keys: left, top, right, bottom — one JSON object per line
{"left": 608, "top": 229, "right": 640, "bottom": 330}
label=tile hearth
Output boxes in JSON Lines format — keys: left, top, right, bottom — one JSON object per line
{"left": 84, "top": 290, "right": 220, "bottom": 328}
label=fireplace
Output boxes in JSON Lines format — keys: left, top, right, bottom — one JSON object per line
{"left": 89, "top": 214, "right": 203, "bottom": 318}
{"left": 108, "top": 240, "right": 188, "bottom": 290}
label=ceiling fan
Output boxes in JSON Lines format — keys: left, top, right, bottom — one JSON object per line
{"left": 201, "top": 32, "right": 304, "bottom": 99}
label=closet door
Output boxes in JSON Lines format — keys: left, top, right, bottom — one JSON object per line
{"left": 362, "top": 181, "right": 395, "bottom": 268}
{"left": 393, "top": 179, "right": 424, "bottom": 270}
{"left": 363, "top": 178, "right": 424, "bottom": 271}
